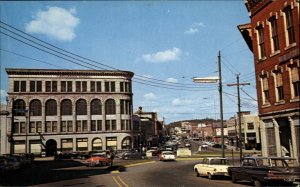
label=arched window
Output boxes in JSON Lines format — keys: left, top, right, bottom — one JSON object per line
{"left": 45, "top": 99, "right": 57, "bottom": 116}
{"left": 91, "top": 99, "right": 102, "bottom": 115}
{"left": 29, "top": 99, "right": 42, "bottom": 116}
{"left": 92, "top": 138, "right": 102, "bottom": 151}
{"left": 14, "top": 99, "right": 26, "bottom": 116}
{"left": 105, "top": 99, "right": 116, "bottom": 115}
{"left": 61, "top": 99, "right": 72, "bottom": 115}
{"left": 121, "top": 137, "right": 131, "bottom": 150}
{"left": 76, "top": 99, "right": 87, "bottom": 115}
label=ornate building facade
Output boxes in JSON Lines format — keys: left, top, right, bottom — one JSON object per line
{"left": 239, "top": 0, "right": 299, "bottom": 160}
{"left": 1, "top": 68, "right": 134, "bottom": 156}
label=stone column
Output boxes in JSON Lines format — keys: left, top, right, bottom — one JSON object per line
{"left": 289, "top": 117, "right": 298, "bottom": 162}
{"left": 87, "top": 99, "right": 91, "bottom": 132}
{"left": 259, "top": 120, "right": 268, "bottom": 157}
{"left": 72, "top": 100, "right": 76, "bottom": 133}
{"left": 273, "top": 119, "right": 281, "bottom": 157}
{"left": 57, "top": 99, "right": 61, "bottom": 133}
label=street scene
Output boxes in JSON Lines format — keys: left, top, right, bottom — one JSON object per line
{"left": 1, "top": 139, "right": 255, "bottom": 187}
{"left": 0, "top": 0, "right": 299, "bottom": 186}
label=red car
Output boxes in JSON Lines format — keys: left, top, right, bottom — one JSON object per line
{"left": 84, "top": 152, "right": 112, "bottom": 167}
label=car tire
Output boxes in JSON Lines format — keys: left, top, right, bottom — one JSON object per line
{"left": 195, "top": 170, "right": 200, "bottom": 177}
{"left": 253, "top": 180, "right": 262, "bottom": 187}
{"left": 231, "top": 174, "right": 237, "bottom": 183}
{"left": 208, "top": 173, "right": 213, "bottom": 180}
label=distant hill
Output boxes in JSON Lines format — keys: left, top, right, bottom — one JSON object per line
{"left": 167, "top": 118, "right": 220, "bottom": 128}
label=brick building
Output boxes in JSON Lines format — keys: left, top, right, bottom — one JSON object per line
{"left": 1, "top": 68, "right": 135, "bottom": 156}
{"left": 239, "top": 0, "right": 299, "bottom": 160}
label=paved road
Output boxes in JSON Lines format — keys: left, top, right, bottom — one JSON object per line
{"left": 0, "top": 157, "right": 251, "bottom": 187}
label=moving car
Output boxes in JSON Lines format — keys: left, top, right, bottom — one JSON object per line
{"left": 122, "top": 150, "right": 146, "bottom": 160}
{"left": 194, "top": 157, "right": 230, "bottom": 180}
{"left": 84, "top": 152, "right": 112, "bottom": 167}
{"left": 228, "top": 157, "right": 300, "bottom": 187}
{"left": 159, "top": 151, "right": 176, "bottom": 161}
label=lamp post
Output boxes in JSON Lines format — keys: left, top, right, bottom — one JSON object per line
{"left": 193, "top": 50, "right": 225, "bottom": 158}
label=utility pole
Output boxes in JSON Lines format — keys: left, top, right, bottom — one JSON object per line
{"left": 218, "top": 50, "right": 225, "bottom": 158}
{"left": 227, "top": 74, "right": 250, "bottom": 163}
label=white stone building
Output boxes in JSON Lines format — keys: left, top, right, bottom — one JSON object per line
{"left": 1, "top": 68, "right": 135, "bottom": 156}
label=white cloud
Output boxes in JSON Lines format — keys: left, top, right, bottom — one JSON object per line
{"left": 144, "top": 92, "right": 157, "bottom": 101}
{"left": 142, "top": 48, "right": 182, "bottom": 63}
{"left": 184, "top": 22, "right": 205, "bottom": 34}
{"left": 166, "top": 78, "right": 178, "bottom": 83}
{"left": 25, "top": 6, "right": 80, "bottom": 42}
{"left": 172, "top": 98, "right": 193, "bottom": 106}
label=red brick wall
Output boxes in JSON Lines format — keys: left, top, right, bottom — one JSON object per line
{"left": 249, "top": 0, "right": 299, "bottom": 116}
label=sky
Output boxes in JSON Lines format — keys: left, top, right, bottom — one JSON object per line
{"left": 0, "top": 1, "right": 257, "bottom": 124}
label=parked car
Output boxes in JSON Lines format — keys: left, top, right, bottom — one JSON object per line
{"left": 212, "top": 144, "right": 227, "bottom": 149}
{"left": 200, "top": 143, "right": 209, "bottom": 148}
{"left": 14, "top": 154, "right": 32, "bottom": 168}
{"left": 185, "top": 143, "right": 191, "bottom": 147}
{"left": 122, "top": 150, "right": 146, "bottom": 160}
{"left": 84, "top": 152, "right": 112, "bottom": 167}
{"left": 6, "top": 156, "right": 21, "bottom": 171}
{"left": 0, "top": 158, "right": 12, "bottom": 175}
{"left": 146, "top": 149, "right": 159, "bottom": 158}
{"left": 228, "top": 157, "right": 300, "bottom": 187}
{"left": 194, "top": 157, "right": 230, "bottom": 180}
{"left": 159, "top": 151, "right": 176, "bottom": 161}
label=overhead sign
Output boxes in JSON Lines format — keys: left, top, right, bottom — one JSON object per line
{"left": 193, "top": 77, "right": 219, "bottom": 83}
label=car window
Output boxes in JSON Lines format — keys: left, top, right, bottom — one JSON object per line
{"left": 210, "top": 159, "right": 228, "bottom": 165}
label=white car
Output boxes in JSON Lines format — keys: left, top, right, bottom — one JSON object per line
{"left": 201, "top": 143, "right": 209, "bottom": 148}
{"left": 159, "top": 151, "right": 176, "bottom": 161}
{"left": 194, "top": 157, "right": 230, "bottom": 180}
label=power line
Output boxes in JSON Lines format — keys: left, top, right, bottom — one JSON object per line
{"left": 0, "top": 21, "right": 215, "bottom": 89}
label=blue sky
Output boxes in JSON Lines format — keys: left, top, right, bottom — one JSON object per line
{"left": 0, "top": 1, "right": 257, "bottom": 124}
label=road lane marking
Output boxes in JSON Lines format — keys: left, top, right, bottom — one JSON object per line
{"left": 124, "top": 161, "right": 155, "bottom": 167}
{"left": 117, "top": 176, "right": 129, "bottom": 187}
{"left": 113, "top": 176, "right": 129, "bottom": 187}
{"left": 111, "top": 170, "right": 120, "bottom": 173}
{"left": 113, "top": 176, "right": 122, "bottom": 187}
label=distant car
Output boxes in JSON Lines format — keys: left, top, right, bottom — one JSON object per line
{"left": 212, "top": 144, "right": 227, "bottom": 149}
{"left": 84, "top": 152, "right": 112, "bottom": 167}
{"left": 146, "top": 149, "right": 159, "bottom": 158}
{"left": 194, "top": 157, "right": 230, "bottom": 180}
{"left": 201, "top": 143, "right": 209, "bottom": 148}
{"left": 122, "top": 150, "right": 146, "bottom": 160}
{"left": 159, "top": 151, "right": 176, "bottom": 161}
{"left": 185, "top": 143, "right": 191, "bottom": 147}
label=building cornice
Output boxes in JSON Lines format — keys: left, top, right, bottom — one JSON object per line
{"left": 5, "top": 68, "right": 134, "bottom": 78}
{"left": 246, "top": 0, "right": 272, "bottom": 17}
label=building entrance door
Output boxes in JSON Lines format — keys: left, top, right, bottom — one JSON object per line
{"left": 46, "top": 139, "right": 57, "bottom": 156}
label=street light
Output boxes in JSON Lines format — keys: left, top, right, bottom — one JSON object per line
{"left": 193, "top": 50, "right": 225, "bottom": 158}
